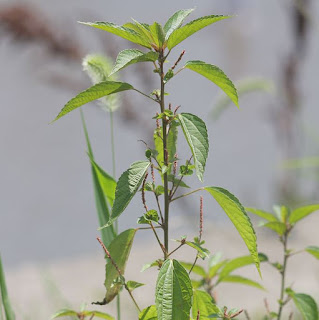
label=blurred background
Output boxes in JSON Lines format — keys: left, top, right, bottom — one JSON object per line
{"left": 0, "top": 0, "right": 319, "bottom": 318}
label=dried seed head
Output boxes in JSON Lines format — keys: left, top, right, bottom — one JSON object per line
{"left": 142, "top": 172, "right": 149, "bottom": 212}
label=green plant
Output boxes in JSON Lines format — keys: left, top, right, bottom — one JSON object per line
{"left": 246, "top": 205, "right": 319, "bottom": 319}
{"left": 51, "top": 8, "right": 264, "bottom": 320}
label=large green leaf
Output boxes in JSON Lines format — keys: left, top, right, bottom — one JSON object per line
{"left": 79, "top": 21, "right": 152, "bottom": 48}
{"left": 192, "top": 290, "right": 220, "bottom": 319}
{"left": 289, "top": 204, "right": 319, "bottom": 224}
{"left": 218, "top": 254, "right": 268, "bottom": 280}
{"left": 0, "top": 255, "right": 15, "bottom": 320}
{"left": 286, "top": 289, "right": 319, "bottom": 320}
{"left": 167, "top": 15, "right": 231, "bottom": 49}
{"left": 204, "top": 187, "right": 260, "bottom": 276}
{"left": 305, "top": 246, "right": 319, "bottom": 260}
{"left": 88, "top": 155, "right": 117, "bottom": 207}
{"left": 219, "top": 275, "right": 265, "bottom": 290}
{"left": 110, "top": 49, "right": 159, "bottom": 76}
{"left": 155, "top": 259, "right": 193, "bottom": 320}
{"left": 184, "top": 61, "right": 238, "bottom": 107}
{"left": 51, "top": 309, "right": 77, "bottom": 318}
{"left": 164, "top": 8, "right": 194, "bottom": 40}
{"left": 102, "top": 229, "right": 137, "bottom": 303}
{"left": 177, "top": 113, "right": 209, "bottom": 182}
{"left": 54, "top": 81, "right": 133, "bottom": 122}
{"left": 101, "top": 161, "right": 151, "bottom": 228}
{"left": 81, "top": 111, "right": 115, "bottom": 247}
{"left": 245, "top": 207, "right": 278, "bottom": 222}
{"left": 260, "top": 221, "right": 286, "bottom": 236}
{"left": 154, "top": 123, "right": 178, "bottom": 168}
{"left": 139, "top": 305, "right": 157, "bottom": 320}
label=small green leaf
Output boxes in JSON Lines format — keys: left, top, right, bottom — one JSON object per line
{"left": 218, "top": 253, "right": 268, "bottom": 280}
{"left": 79, "top": 21, "right": 152, "bottom": 48}
{"left": 155, "top": 259, "right": 193, "bottom": 320}
{"left": 110, "top": 49, "right": 159, "bottom": 75}
{"left": 184, "top": 241, "right": 210, "bottom": 259}
{"left": 0, "top": 255, "right": 15, "bottom": 320}
{"left": 204, "top": 187, "right": 260, "bottom": 276}
{"left": 305, "top": 246, "right": 319, "bottom": 260}
{"left": 102, "top": 229, "right": 137, "bottom": 303}
{"left": 260, "top": 221, "right": 286, "bottom": 236}
{"left": 245, "top": 207, "right": 278, "bottom": 222}
{"left": 141, "top": 260, "right": 162, "bottom": 272}
{"left": 184, "top": 61, "right": 238, "bottom": 107}
{"left": 149, "top": 22, "right": 165, "bottom": 47}
{"left": 179, "top": 262, "right": 207, "bottom": 277}
{"left": 164, "top": 8, "right": 195, "bottom": 40}
{"left": 138, "top": 210, "right": 159, "bottom": 225}
{"left": 219, "top": 275, "right": 265, "bottom": 290}
{"left": 164, "top": 69, "right": 174, "bottom": 83}
{"left": 208, "top": 261, "right": 227, "bottom": 279}
{"left": 101, "top": 161, "right": 150, "bottom": 228}
{"left": 139, "top": 305, "right": 157, "bottom": 320}
{"left": 167, "top": 175, "right": 190, "bottom": 188}
{"left": 289, "top": 204, "right": 319, "bottom": 224}
{"left": 192, "top": 290, "right": 220, "bottom": 319}
{"left": 286, "top": 289, "right": 319, "bottom": 320}
{"left": 177, "top": 113, "right": 209, "bottom": 182}
{"left": 167, "top": 15, "right": 231, "bottom": 49}
{"left": 126, "top": 281, "right": 145, "bottom": 291}
{"left": 51, "top": 309, "right": 77, "bottom": 319}
{"left": 54, "top": 81, "right": 133, "bottom": 122}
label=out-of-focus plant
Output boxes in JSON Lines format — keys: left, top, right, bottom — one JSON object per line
{"left": 210, "top": 77, "right": 274, "bottom": 121}
{"left": 247, "top": 205, "right": 319, "bottom": 319}
{"left": 51, "top": 8, "right": 263, "bottom": 319}
{"left": 0, "top": 254, "right": 15, "bottom": 320}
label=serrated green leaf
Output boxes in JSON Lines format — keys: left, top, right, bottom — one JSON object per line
{"left": 184, "top": 241, "right": 210, "bottom": 259}
{"left": 164, "top": 8, "right": 195, "bottom": 40}
{"left": 260, "top": 221, "right": 286, "bottom": 236}
{"left": 101, "top": 161, "right": 150, "bottom": 228}
{"left": 289, "top": 204, "right": 319, "bottom": 224}
{"left": 184, "top": 61, "right": 238, "bottom": 107}
{"left": 245, "top": 207, "right": 278, "bottom": 222}
{"left": 149, "top": 22, "right": 165, "bottom": 47}
{"left": 219, "top": 253, "right": 268, "bottom": 280}
{"left": 204, "top": 187, "right": 260, "bottom": 276}
{"left": 219, "top": 275, "right": 265, "bottom": 290}
{"left": 192, "top": 290, "right": 220, "bottom": 319}
{"left": 126, "top": 281, "right": 145, "bottom": 291}
{"left": 81, "top": 111, "right": 115, "bottom": 247}
{"left": 167, "top": 15, "right": 231, "bottom": 49}
{"left": 0, "top": 255, "right": 15, "bottom": 320}
{"left": 88, "top": 154, "right": 116, "bottom": 207}
{"left": 305, "top": 246, "right": 319, "bottom": 260}
{"left": 51, "top": 309, "right": 77, "bottom": 319}
{"left": 79, "top": 21, "right": 152, "bottom": 48}
{"left": 286, "top": 289, "right": 319, "bottom": 320}
{"left": 102, "top": 229, "right": 137, "bottom": 303}
{"left": 177, "top": 113, "right": 209, "bottom": 182}
{"left": 155, "top": 259, "right": 193, "bottom": 320}
{"left": 110, "top": 49, "right": 159, "bottom": 76}
{"left": 179, "top": 262, "right": 207, "bottom": 277}
{"left": 139, "top": 305, "right": 157, "bottom": 320}
{"left": 54, "top": 81, "right": 133, "bottom": 122}
{"left": 82, "top": 311, "right": 114, "bottom": 320}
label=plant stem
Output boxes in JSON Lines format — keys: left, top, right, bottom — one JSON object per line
{"left": 277, "top": 233, "right": 289, "bottom": 320}
{"left": 167, "top": 243, "right": 185, "bottom": 258}
{"left": 109, "top": 110, "right": 120, "bottom": 320}
{"left": 159, "top": 52, "right": 170, "bottom": 259}
{"left": 170, "top": 188, "right": 203, "bottom": 202}
{"left": 150, "top": 222, "right": 166, "bottom": 255}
